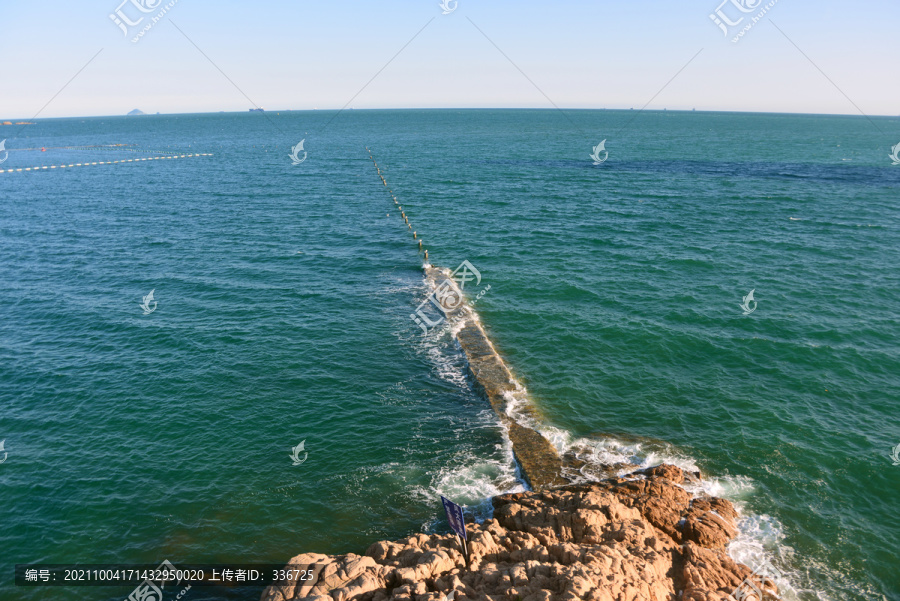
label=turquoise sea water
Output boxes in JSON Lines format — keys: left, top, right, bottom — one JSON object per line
{"left": 1, "top": 110, "right": 898, "bottom": 601}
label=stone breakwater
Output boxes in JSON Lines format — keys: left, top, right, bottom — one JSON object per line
{"left": 423, "top": 265, "right": 565, "bottom": 491}
{"left": 261, "top": 465, "right": 778, "bottom": 601}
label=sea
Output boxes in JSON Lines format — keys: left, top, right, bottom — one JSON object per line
{"left": 0, "top": 109, "right": 898, "bottom": 601}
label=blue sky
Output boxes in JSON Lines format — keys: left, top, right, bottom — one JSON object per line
{"left": 1, "top": 1, "right": 898, "bottom": 118}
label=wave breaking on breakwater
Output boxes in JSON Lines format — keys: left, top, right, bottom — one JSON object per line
{"left": 419, "top": 262, "right": 564, "bottom": 491}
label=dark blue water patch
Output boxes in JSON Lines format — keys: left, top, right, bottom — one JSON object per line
{"left": 464, "top": 157, "right": 900, "bottom": 187}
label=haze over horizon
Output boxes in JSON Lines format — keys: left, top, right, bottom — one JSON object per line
{"left": 1, "top": 1, "right": 898, "bottom": 120}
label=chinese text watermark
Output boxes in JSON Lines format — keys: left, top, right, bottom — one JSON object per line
{"left": 411, "top": 260, "right": 490, "bottom": 338}
{"left": 110, "top": 0, "right": 180, "bottom": 44}
{"left": 709, "top": 0, "right": 779, "bottom": 43}
{"left": 125, "top": 560, "right": 191, "bottom": 601}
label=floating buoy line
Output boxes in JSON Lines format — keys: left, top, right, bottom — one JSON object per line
{"left": 367, "top": 146, "right": 427, "bottom": 262}
{"left": 7, "top": 144, "right": 189, "bottom": 156}
{"left": 0, "top": 153, "right": 214, "bottom": 174}
{"left": 10, "top": 144, "right": 178, "bottom": 153}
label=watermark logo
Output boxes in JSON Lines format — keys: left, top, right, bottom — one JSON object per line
{"left": 709, "top": 0, "right": 760, "bottom": 35}
{"left": 890, "top": 443, "right": 900, "bottom": 466}
{"left": 439, "top": 0, "right": 458, "bottom": 15}
{"left": 289, "top": 139, "right": 307, "bottom": 165}
{"left": 0, "top": 140, "right": 8, "bottom": 164}
{"left": 110, "top": 0, "right": 161, "bottom": 36}
{"left": 140, "top": 289, "right": 157, "bottom": 315}
{"left": 889, "top": 143, "right": 900, "bottom": 166}
{"left": 709, "top": 0, "right": 778, "bottom": 43}
{"left": 410, "top": 260, "right": 490, "bottom": 338}
{"left": 740, "top": 289, "right": 757, "bottom": 315}
{"left": 590, "top": 139, "right": 609, "bottom": 165}
{"left": 732, "top": 559, "right": 783, "bottom": 601}
{"left": 290, "top": 441, "right": 308, "bottom": 466}
{"left": 453, "top": 260, "right": 481, "bottom": 289}
{"left": 110, "top": 0, "right": 179, "bottom": 43}
{"left": 125, "top": 560, "right": 187, "bottom": 601}
{"left": 0, "top": 440, "right": 7, "bottom": 464}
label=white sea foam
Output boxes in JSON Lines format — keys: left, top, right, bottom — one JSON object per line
{"left": 415, "top": 453, "right": 526, "bottom": 521}
{"left": 547, "top": 430, "right": 701, "bottom": 476}
{"left": 727, "top": 513, "right": 808, "bottom": 601}
{"left": 409, "top": 279, "right": 525, "bottom": 523}
{"left": 413, "top": 310, "right": 473, "bottom": 391}
{"left": 501, "top": 382, "right": 531, "bottom": 424}
{"left": 409, "top": 411, "right": 526, "bottom": 527}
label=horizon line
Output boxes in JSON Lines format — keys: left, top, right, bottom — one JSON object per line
{"left": 2, "top": 106, "right": 899, "bottom": 123}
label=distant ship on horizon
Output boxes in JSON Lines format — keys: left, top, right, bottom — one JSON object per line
{"left": 250, "top": 107, "right": 265, "bottom": 112}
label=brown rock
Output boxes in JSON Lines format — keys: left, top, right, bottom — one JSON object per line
{"left": 681, "top": 497, "right": 740, "bottom": 550}
{"left": 682, "top": 510, "right": 738, "bottom": 550}
{"left": 637, "top": 464, "right": 686, "bottom": 484}
{"left": 262, "top": 465, "right": 773, "bottom": 601}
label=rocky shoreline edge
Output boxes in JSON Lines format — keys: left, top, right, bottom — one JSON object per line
{"left": 260, "top": 464, "right": 779, "bottom": 601}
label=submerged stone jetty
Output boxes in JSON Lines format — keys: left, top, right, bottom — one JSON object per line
{"left": 262, "top": 465, "right": 776, "bottom": 601}
{"left": 423, "top": 264, "right": 565, "bottom": 491}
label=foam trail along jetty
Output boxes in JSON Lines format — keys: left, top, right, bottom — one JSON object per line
{"left": 422, "top": 264, "right": 565, "bottom": 490}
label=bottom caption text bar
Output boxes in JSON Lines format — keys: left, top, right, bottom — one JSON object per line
{"left": 15, "top": 563, "right": 322, "bottom": 587}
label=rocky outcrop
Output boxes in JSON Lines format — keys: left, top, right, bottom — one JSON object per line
{"left": 262, "top": 465, "right": 769, "bottom": 601}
